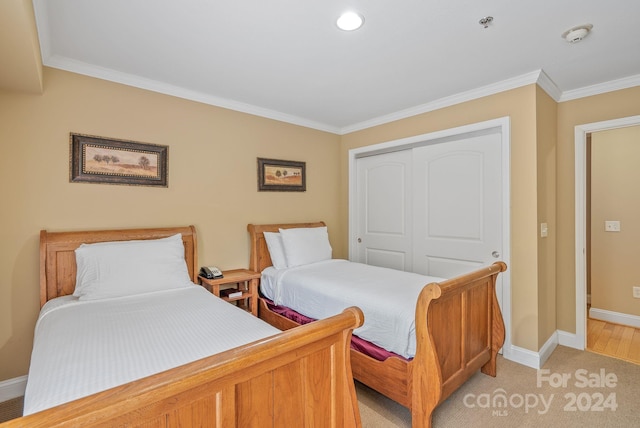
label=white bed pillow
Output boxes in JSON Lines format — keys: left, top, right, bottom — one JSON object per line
{"left": 74, "top": 233, "right": 193, "bottom": 300}
{"left": 263, "top": 232, "right": 288, "bottom": 269}
{"left": 279, "top": 226, "right": 332, "bottom": 267}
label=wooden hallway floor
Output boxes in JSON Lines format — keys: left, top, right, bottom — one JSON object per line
{"left": 587, "top": 317, "right": 640, "bottom": 364}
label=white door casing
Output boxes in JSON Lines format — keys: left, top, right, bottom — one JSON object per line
{"left": 573, "top": 115, "right": 640, "bottom": 351}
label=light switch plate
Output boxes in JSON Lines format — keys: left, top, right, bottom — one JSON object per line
{"left": 540, "top": 223, "right": 548, "bottom": 238}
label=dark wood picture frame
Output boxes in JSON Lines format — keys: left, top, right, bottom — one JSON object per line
{"left": 70, "top": 133, "right": 168, "bottom": 187}
{"left": 257, "top": 158, "right": 306, "bottom": 192}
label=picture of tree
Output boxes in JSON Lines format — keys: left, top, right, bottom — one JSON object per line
{"left": 70, "top": 133, "right": 168, "bottom": 187}
{"left": 84, "top": 145, "right": 158, "bottom": 177}
{"left": 257, "top": 158, "right": 305, "bottom": 192}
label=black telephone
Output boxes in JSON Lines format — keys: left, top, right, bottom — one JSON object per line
{"left": 200, "top": 266, "right": 223, "bottom": 279}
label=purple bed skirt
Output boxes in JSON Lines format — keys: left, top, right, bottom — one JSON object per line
{"left": 263, "top": 298, "right": 410, "bottom": 362}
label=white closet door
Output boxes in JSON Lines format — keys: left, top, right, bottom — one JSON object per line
{"left": 355, "top": 150, "right": 413, "bottom": 271}
{"left": 412, "top": 133, "right": 502, "bottom": 278}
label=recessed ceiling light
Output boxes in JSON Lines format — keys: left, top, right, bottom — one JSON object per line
{"left": 337, "top": 11, "right": 364, "bottom": 31}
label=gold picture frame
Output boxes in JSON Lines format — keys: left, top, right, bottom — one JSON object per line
{"left": 70, "top": 133, "right": 168, "bottom": 187}
{"left": 257, "top": 157, "right": 306, "bottom": 192}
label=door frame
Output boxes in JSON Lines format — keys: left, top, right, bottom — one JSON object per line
{"left": 348, "top": 116, "right": 512, "bottom": 356}
{"left": 573, "top": 114, "right": 640, "bottom": 350}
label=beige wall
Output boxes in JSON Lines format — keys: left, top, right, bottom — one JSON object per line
{"left": 0, "top": 67, "right": 342, "bottom": 380}
{"left": 590, "top": 126, "right": 640, "bottom": 316}
{"left": 556, "top": 86, "right": 640, "bottom": 333}
{"left": 339, "top": 86, "right": 543, "bottom": 352}
{"left": 0, "top": 0, "right": 43, "bottom": 93}
{"left": 536, "top": 87, "right": 558, "bottom": 347}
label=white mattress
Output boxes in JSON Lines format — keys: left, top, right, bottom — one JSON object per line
{"left": 261, "top": 259, "right": 444, "bottom": 359}
{"left": 23, "top": 285, "right": 280, "bottom": 415}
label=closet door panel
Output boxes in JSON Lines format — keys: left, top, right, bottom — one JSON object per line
{"left": 355, "top": 150, "right": 413, "bottom": 271}
{"left": 412, "top": 133, "right": 502, "bottom": 279}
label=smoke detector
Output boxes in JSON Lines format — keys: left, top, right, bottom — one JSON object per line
{"left": 562, "top": 24, "right": 593, "bottom": 43}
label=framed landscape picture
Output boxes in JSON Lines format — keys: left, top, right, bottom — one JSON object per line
{"left": 70, "top": 133, "right": 168, "bottom": 187}
{"left": 257, "top": 157, "right": 306, "bottom": 192}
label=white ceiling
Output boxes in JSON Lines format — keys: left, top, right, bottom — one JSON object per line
{"left": 32, "top": 0, "right": 640, "bottom": 134}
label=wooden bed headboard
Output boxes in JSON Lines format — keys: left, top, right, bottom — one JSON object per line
{"left": 39, "top": 226, "right": 198, "bottom": 307}
{"left": 247, "top": 221, "right": 326, "bottom": 273}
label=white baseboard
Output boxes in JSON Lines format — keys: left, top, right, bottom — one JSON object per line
{"left": 504, "top": 330, "right": 565, "bottom": 369}
{"left": 557, "top": 329, "right": 584, "bottom": 350}
{"left": 504, "top": 344, "right": 541, "bottom": 369}
{"left": 538, "top": 333, "right": 558, "bottom": 367}
{"left": 589, "top": 307, "right": 640, "bottom": 328}
{"left": 0, "top": 375, "right": 27, "bottom": 402}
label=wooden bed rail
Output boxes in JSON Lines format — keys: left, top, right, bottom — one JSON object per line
{"left": 1, "top": 307, "right": 365, "bottom": 428}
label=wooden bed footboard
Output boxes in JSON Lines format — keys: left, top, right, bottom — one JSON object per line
{"left": 411, "top": 261, "right": 506, "bottom": 428}
{"left": 1, "top": 307, "right": 364, "bottom": 428}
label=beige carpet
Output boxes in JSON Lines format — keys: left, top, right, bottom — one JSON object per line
{"left": 357, "top": 346, "right": 640, "bottom": 427}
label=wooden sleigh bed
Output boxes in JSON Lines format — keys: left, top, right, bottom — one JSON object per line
{"left": 2, "top": 226, "right": 364, "bottom": 428}
{"left": 247, "top": 222, "right": 507, "bottom": 428}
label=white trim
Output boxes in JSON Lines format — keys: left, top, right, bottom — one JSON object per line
{"left": 506, "top": 345, "right": 543, "bottom": 369}
{"left": 507, "top": 330, "right": 587, "bottom": 369}
{"left": 342, "top": 72, "right": 541, "bottom": 134}
{"left": 560, "top": 74, "right": 640, "bottom": 102}
{"left": 0, "top": 375, "right": 27, "bottom": 402}
{"left": 42, "top": 55, "right": 343, "bottom": 135}
{"left": 557, "top": 329, "right": 583, "bottom": 350}
{"left": 574, "top": 115, "right": 640, "bottom": 351}
{"left": 538, "top": 332, "right": 559, "bottom": 368}
{"left": 505, "top": 332, "right": 558, "bottom": 369}
{"left": 348, "top": 116, "right": 513, "bottom": 360}
{"left": 535, "top": 69, "right": 562, "bottom": 101}
{"left": 589, "top": 308, "right": 640, "bottom": 329}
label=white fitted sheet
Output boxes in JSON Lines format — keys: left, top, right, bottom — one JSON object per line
{"left": 23, "top": 285, "right": 280, "bottom": 415}
{"left": 261, "top": 260, "right": 444, "bottom": 359}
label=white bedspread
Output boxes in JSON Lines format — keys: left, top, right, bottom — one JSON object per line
{"left": 261, "top": 259, "right": 444, "bottom": 359}
{"left": 23, "top": 285, "right": 280, "bottom": 415}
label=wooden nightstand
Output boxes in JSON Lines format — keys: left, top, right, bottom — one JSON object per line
{"left": 198, "top": 269, "right": 261, "bottom": 316}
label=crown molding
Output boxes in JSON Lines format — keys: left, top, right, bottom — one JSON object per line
{"left": 340, "top": 71, "right": 542, "bottom": 134}
{"left": 536, "top": 70, "right": 562, "bottom": 101}
{"left": 559, "top": 73, "right": 640, "bottom": 102}
{"left": 40, "top": 51, "right": 640, "bottom": 135}
{"left": 43, "top": 55, "right": 342, "bottom": 135}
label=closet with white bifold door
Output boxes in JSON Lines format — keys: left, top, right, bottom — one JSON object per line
{"left": 354, "top": 130, "right": 503, "bottom": 279}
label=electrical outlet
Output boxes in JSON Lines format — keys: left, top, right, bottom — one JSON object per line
{"left": 605, "top": 220, "right": 621, "bottom": 232}
{"left": 634, "top": 287, "right": 640, "bottom": 299}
